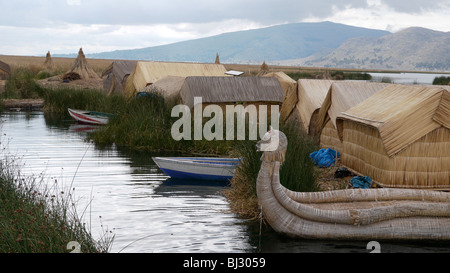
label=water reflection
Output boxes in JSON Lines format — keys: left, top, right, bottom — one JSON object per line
{"left": 2, "top": 110, "right": 450, "bottom": 253}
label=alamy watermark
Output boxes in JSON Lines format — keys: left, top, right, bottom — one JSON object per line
{"left": 171, "top": 97, "right": 280, "bottom": 151}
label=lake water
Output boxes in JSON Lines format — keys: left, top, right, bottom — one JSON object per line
{"left": 369, "top": 72, "right": 449, "bottom": 85}
{"left": 2, "top": 111, "right": 450, "bottom": 254}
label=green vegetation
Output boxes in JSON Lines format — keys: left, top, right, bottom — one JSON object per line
{"left": 2, "top": 67, "right": 44, "bottom": 99}
{"left": 224, "top": 121, "right": 319, "bottom": 219}
{"left": 0, "top": 152, "right": 113, "bottom": 253}
{"left": 433, "top": 76, "right": 450, "bottom": 86}
{"left": 286, "top": 70, "right": 372, "bottom": 81}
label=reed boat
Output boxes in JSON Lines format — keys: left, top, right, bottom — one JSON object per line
{"left": 153, "top": 157, "right": 241, "bottom": 182}
{"left": 68, "top": 108, "right": 113, "bottom": 125}
{"left": 256, "top": 129, "right": 450, "bottom": 240}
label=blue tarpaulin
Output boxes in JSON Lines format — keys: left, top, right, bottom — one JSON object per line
{"left": 309, "top": 148, "right": 340, "bottom": 168}
{"left": 350, "top": 176, "right": 373, "bottom": 189}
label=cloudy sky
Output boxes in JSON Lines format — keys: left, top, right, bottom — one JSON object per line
{"left": 1, "top": 0, "right": 449, "bottom": 56}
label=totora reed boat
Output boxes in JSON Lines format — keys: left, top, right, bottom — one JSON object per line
{"left": 256, "top": 129, "right": 450, "bottom": 240}
{"left": 153, "top": 157, "right": 241, "bottom": 182}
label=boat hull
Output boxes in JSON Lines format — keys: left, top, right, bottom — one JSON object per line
{"left": 153, "top": 157, "right": 240, "bottom": 182}
{"left": 68, "top": 108, "right": 111, "bottom": 125}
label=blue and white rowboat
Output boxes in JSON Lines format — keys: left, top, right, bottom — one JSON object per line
{"left": 152, "top": 157, "right": 241, "bottom": 182}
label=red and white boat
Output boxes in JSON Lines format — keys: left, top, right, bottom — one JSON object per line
{"left": 68, "top": 108, "right": 114, "bottom": 125}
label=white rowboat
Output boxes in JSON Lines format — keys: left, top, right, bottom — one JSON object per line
{"left": 152, "top": 157, "right": 241, "bottom": 182}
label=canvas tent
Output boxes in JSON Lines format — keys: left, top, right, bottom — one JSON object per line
{"left": 124, "top": 61, "right": 229, "bottom": 98}
{"left": 179, "top": 76, "right": 284, "bottom": 109}
{"left": 102, "top": 60, "right": 137, "bottom": 95}
{"left": 63, "top": 48, "right": 99, "bottom": 81}
{"left": 336, "top": 85, "right": 450, "bottom": 189}
{"left": 317, "top": 81, "right": 390, "bottom": 152}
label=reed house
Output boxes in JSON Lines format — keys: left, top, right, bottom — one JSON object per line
{"left": 179, "top": 76, "right": 284, "bottom": 110}
{"left": 336, "top": 85, "right": 450, "bottom": 189}
{"left": 0, "top": 60, "right": 10, "bottom": 80}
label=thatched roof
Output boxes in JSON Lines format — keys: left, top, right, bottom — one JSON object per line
{"left": 317, "top": 81, "right": 390, "bottom": 132}
{"left": 264, "top": 72, "right": 297, "bottom": 121}
{"left": 124, "top": 61, "right": 229, "bottom": 97}
{"left": 0, "top": 60, "right": 10, "bottom": 74}
{"left": 295, "top": 79, "right": 334, "bottom": 134}
{"left": 102, "top": 60, "right": 137, "bottom": 94}
{"left": 336, "top": 85, "right": 450, "bottom": 157}
{"left": 63, "top": 48, "right": 99, "bottom": 80}
{"left": 180, "top": 76, "right": 284, "bottom": 109}
{"left": 144, "top": 75, "right": 186, "bottom": 100}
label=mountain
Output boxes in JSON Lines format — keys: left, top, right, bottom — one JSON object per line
{"left": 83, "top": 21, "right": 390, "bottom": 64}
{"left": 283, "top": 27, "right": 450, "bottom": 71}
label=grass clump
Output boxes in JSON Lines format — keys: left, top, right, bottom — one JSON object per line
{"left": 0, "top": 152, "right": 113, "bottom": 253}
{"left": 224, "top": 121, "right": 319, "bottom": 219}
{"left": 2, "top": 67, "right": 44, "bottom": 99}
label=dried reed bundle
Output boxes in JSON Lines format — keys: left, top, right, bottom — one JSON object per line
{"left": 44, "top": 51, "right": 55, "bottom": 70}
{"left": 63, "top": 48, "right": 99, "bottom": 81}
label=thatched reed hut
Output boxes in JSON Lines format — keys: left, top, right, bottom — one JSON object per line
{"left": 143, "top": 75, "right": 186, "bottom": 101}
{"left": 63, "top": 48, "right": 100, "bottom": 81}
{"left": 102, "top": 60, "right": 137, "bottom": 95}
{"left": 336, "top": 85, "right": 450, "bottom": 189}
{"left": 263, "top": 72, "right": 297, "bottom": 121}
{"left": 0, "top": 60, "right": 10, "bottom": 80}
{"left": 179, "top": 76, "right": 284, "bottom": 110}
{"left": 124, "top": 61, "right": 229, "bottom": 98}
{"left": 317, "top": 81, "right": 390, "bottom": 152}
{"left": 284, "top": 79, "right": 334, "bottom": 138}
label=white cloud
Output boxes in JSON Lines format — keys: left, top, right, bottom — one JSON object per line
{"left": 1, "top": 0, "right": 449, "bottom": 56}
{"left": 304, "top": 0, "right": 450, "bottom": 32}
{"left": 66, "top": 0, "right": 82, "bottom": 6}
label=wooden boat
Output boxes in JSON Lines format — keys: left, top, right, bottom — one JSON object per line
{"left": 256, "top": 129, "right": 450, "bottom": 240}
{"left": 152, "top": 157, "right": 240, "bottom": 182}
{"left": 68, "top": 108, "right": 113, "bottom": 125}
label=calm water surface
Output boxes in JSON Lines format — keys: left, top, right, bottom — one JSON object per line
{"left": 2, "top": 111, "right": 450, "bottom": 253}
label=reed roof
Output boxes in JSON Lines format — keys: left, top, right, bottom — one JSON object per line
{"left": 0, "top": 60, "right": 10, "bottom": 74}
{"left": 125, "top": 61, "right": 229, "bottom": 97}
{"left": 102, "top": 60, "right": 137, "bottom": 81}
{"left": 317, "top": 81, "right": 390, "bottom": 132}
{"left": 295, "top": 79, "right": 334, "bottom": 133}
{"left": 264, "top": 72, "right": 297, "bottom": 121}
{"left": 337, "top": 85, "right": 450, "bottom": 157}
{"left": 180, "top": 76, "right": 284, "bottom": 109}
{"left": 144, "top": 75, "right": 186, "bottom": 100}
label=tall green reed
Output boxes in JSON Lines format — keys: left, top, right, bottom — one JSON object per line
{"left": 0, "top": 147, "right": 113, "bottom": 253}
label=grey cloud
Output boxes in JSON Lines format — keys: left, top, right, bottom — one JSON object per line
{"left": 1, "top": 0, "right": 371, "bottom": 27}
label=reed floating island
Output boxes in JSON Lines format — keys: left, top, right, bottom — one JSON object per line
{"left": 256, "top": 129, "right": 450, "bottom": 240}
